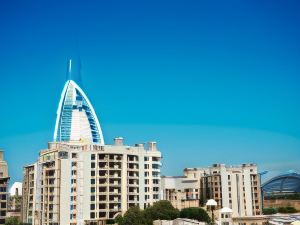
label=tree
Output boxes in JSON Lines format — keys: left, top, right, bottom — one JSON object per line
{"left": 5, "top": 217, "right": 20, "bottom": 225}
{"left": 144, "top": 200, "right": 180, "bottom": 223}
{"left": 118, "top": 206, "right": 147, "bottom": 225}
{"left": 277, "top": 206, "right": 297, "bottom": 213}
{"left": 180, "top": 207, "right": 211, "bottom": 223}
{"left": 263, "top": 208, "right": 277, "bottom": 215}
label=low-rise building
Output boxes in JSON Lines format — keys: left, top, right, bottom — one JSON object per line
{"left": 161, "top": 176, "right": 200, "bottom": 210}
{"left": 154, "top": 218, "right": 205, "bottom": 225}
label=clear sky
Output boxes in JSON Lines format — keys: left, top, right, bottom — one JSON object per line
{"left": 1, "top": 0, "right": 300, "bottom": 183}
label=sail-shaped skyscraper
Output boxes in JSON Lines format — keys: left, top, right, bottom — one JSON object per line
{"left": 54, "top": 59, "right": 104, "bottom": 144}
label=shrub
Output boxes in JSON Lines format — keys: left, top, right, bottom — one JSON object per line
{"left": 144, "top": 200, "right": 180, "bottom": 222}
{"left": 277, "top": 206, "right": 297, "bottom": 213}
{"left": 118, "top": 207, "right": 148, "bottom": 225}
{"left": 106, "top": 219, "right": 115, "bottom": 224}
{"left": 180, "top": 207, "right": 211, "bottom": 223}
{"left": 5, "top": 217, "right": 21, "bottom": 225}
{"left": 263, "top": 208, "right": 277, "bottom": 215}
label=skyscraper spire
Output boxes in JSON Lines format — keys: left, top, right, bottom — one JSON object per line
{"left": 66, "top": 59, "right": 72, "bottom": 80}
{"left": 54, "top": 60, "right": 104, "bottom": 144}
{"left": 66, "top": 57, "right": 82, "bottom": 85}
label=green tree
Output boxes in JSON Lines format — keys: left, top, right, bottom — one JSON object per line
{"left": 118, "top": 207, "right": 147, "bottom": 225}
{"left": 180, "top": 207, "right": 211, "bottom": 223}
{"left": 5, "top": 217, "right": 20, "bottom": 225}
{"left": 144, "top": 200, "right": 180, "bottom": 223}
{"left": 262, "top": 208, "right": 277, "bottom": 215}
{"left": 277, "top": 206, "right": 297, "bottom": 213}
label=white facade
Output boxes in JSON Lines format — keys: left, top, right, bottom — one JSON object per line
{"left": 184, "top": 164, "right": 262, "bottom": 217}
{"left": 22, "top": 139, "right": 162, "bottom": 225}
{"left": 54, "top": 79, "right": 104, "bottom": 144}
{"left": 9, "top": 182, "right": 22, "bottom": 196}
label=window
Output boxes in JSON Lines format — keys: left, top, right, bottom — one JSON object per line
{"left": 90, "top": 212, "right": 95, "bottom": 219}
{"left": 91, "top": 195, "right": 95, "bottom": 201}
{"left": 90, "top": 204, "right": 95, "bottom": 210}
{"left": 72, "top": 153, "right": 78, "bottom": 158}
{"left": 91, "top": 187, "right": 95, "bottom": 193}
{"left": 91, "top": 154, "right": 96, "bottom": 160}
{"left": 91, "top": 171, "right": 95, "bottom": 176}
{"left": 91, "top": 162, "right": 95, "bottom": 168}
{"left": 91, "top": 179, "right": 95, "bottom": 185}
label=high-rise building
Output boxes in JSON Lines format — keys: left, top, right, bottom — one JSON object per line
{"left": 22, "top": 61, "right": 162, "bottom": 225}
{"left": 0, "top": 150, "right": 9, "bottom": 225}
{"left": 54, "top": 60, "right": 104, "bottom": 144}
{"left": 185, "top": 164, "right": 262, "bottom": 217}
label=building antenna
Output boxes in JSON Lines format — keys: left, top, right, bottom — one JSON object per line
{"left": 66, "top": 59, "right": 72, "bottom": 81}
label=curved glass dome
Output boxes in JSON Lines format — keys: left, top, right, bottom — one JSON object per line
{"left": 262, "top": 172, "right": 300, "bottom": 194}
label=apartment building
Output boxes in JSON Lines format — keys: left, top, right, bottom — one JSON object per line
{"left": 22, "top": 138, "right": 161, "bottom": 225}
{"left": 0, "top": 150, "right": 9, "bottom": 225}
{"left": 185, "top": 164, "right": 262, "bottom": 217}
{"left": 161, "top": 176, "right": 200, "bottom": 210}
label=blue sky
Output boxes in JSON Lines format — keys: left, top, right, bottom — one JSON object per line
{"left": 0, "top": 0, "right": 300, "bottom": 183}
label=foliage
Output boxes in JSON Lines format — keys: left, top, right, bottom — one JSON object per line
{"left": 277, "top": 206, "right": 297, "bottom": 213}
{"left": 118, "top": 206, "right": 148, "bottom": 225}
{"left": 180, "top": 207, "right": 211, "bottom": 223}
{"left": 115, "top": 215, "right": 124, "bottom": 225}
{"left": 265, "top": 193, "right": 300, "bottom": 200}
{"left": 106, "top": 219, "right": 115, "bottom": 224}
{"left": 116, "top": 201, "right": 213, "bottom": 225}
{"left": 263, "top": 206, "right": 298, "bottom": 214}
{"left": 116, "top": 201, "right": 179, "bottom": 225}
{"left": 263, "top": 208, "right": 277, "bottom": 215}
{"left": 144, "top": 200, "right": 180, "bottom": 223}
{"left": 5, "top": 217, "right": 21, "bottom": 225}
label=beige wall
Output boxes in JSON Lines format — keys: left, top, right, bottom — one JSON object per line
{"left": 264, "top": 199, "right": 300, "bottom": 210}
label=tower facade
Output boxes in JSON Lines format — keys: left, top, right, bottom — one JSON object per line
{"left": 54, "top": 79, "right": 104, "bottom": 144}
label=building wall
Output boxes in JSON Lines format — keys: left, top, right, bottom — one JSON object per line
{"left": 22, "top": 140, "right": 162, "bottom": 224}
{"left": 264, "top": 199, "right": 300, "bottom": 211}
{"left": 185, "top": 164, "right": 262, "bottom": 217}
{"left": 161, "top": 176, "right": 200, "bottom": 210}
{"left": 0, "top": 151, "right": 9, "bottom": 225}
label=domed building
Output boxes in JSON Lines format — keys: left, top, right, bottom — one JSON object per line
{"left": 262, "top": 171, "right": 300, "bottom": 210}
{"left": 262, "top": 172, "right": 300, "bottom": 196}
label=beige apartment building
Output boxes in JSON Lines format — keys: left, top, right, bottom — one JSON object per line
{"left": 184, "top": 164, "right": 262, "bottom": 217}
{"left": 0, "top": 150, "right": 9, "bottom": 225}
{"left": 161, "top": 176, "right": 200, "bottom": 210}
{"left": 22, "top": 138, "right": 161, "bottom": 225}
